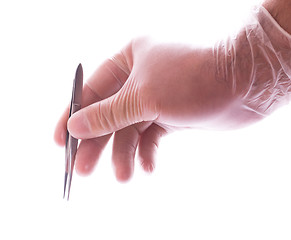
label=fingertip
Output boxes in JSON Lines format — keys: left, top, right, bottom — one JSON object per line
{"left": 54, "top": 106, "right": 70, "bottom": 146}
{"left": 75, "top": 150, "right": 94, "bottom": 176}
{"left": 116, "top": 175, "right": 132, "bottom": 183}
{"left": 74, "top": 140, "right": 98, "bottom": 176}
{"left": 67, "top": 110, "right": 90, "bottom": 139}
{"left": 75, "top": 151, "right": 96, "bottom": 176}
{"left": 75, "top": 163, "right": 94, "bottom": 176}
{"left": 143, "top": 162, "right": 155, "bottom": 173}
{"left": 54, "top": 125, "right": 66, "bottom": 147}
{"left": 115, "top": 167, "right": 133, "bottom": 183}
{"left": 140, "top": 156, "right": 155, "bottom": 173}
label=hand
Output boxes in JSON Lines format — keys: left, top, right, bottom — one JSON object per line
{"left": 54, "top": 37, "right": 235, "bottom": 181}
{"left": 54, "top": 5, "right": 291, "bottom": 182}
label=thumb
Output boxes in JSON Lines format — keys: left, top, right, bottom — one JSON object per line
{"left": 67, "top": 88, "right": 156, "bottom": 139}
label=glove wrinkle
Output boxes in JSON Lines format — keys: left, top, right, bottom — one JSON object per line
{"left": 214, "top": 6, "right": 291, "bottom": 120}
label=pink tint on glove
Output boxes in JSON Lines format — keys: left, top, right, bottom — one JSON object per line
{"left": 55, "top": 5, "right": 291, "bottom": 181}
{"left": 213, "top": 6, "right": 291, "bottom": 128}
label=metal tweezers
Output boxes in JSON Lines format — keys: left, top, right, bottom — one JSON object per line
{"left": 63, "top": 63, "right": 83, "bottom": 200}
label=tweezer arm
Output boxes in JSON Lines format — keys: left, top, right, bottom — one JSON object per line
{"left": 71, "top": 103, "right": 81, "bottom": 115}
{"left": 64, "top": 63, "right": 83, "bottom": 200}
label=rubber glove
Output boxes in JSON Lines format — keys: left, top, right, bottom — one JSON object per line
{"left": 55, "top": 6, "right": 291, "bottom": 181}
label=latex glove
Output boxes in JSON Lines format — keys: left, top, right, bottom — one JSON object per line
{"left": 55, "top": 6, "right": 291, "bottom": 181}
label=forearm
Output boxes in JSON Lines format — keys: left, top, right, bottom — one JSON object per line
{"left": 263, "top": 0, "right": 291, "bottom": 34}
{"left": 213, "top": 2, "right": 291, "bottom": 128}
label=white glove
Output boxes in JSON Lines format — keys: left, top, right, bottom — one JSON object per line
{"left": 55, "top": 6, "right": 291, "bottom": 180}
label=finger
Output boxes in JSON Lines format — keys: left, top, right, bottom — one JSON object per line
{"left": 86, "top": 55, "right": 130, "bottom": 100}
{"left": 75, "top": 134, "right": 112, "bottom": 176}
{"left": 68, "top": 78, "right": 159, "bottom": 139}
{"left": 54, "top": 106, "right": 69, "bottom": 146}
{"left": 112, "top": 122, "right": 151, "bottom": 182}
{"left": 54, "top": 53, "right": 130, "bottom": 145}
{"left": 54, "top": 84, "right": 101, "bottom": 146}
{"left": 138, "top": 124, "right": 167, "bottom": 172}
{"left": 112, "top": 126, "right": 138, "bottom": 182}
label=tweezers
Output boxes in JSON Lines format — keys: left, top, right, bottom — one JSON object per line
{"left": 63, "top": 63, "right": 83, "bottom": 200}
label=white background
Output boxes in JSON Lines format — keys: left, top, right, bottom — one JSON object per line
{"left": 1, "top": 0, "right": 291, "bottom": 239}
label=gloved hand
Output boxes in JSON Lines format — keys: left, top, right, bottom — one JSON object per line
{"left": 54, "top": 6, "right": 291, "bottom": 181}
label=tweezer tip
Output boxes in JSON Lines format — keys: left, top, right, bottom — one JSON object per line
{"left": 77, "top": 63, "right": 83, "bottom": 72}
{"left": 63, "top": 172, "right": 68, "bottom": 199}
{"left": 67, "top": 179, "right": 72, "bottom": 201}
{"left": 63, "top": 173, "right": 72, "bottom": 201}
{"left": 75, "top": 63, "right": 83, "bottom": 83}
